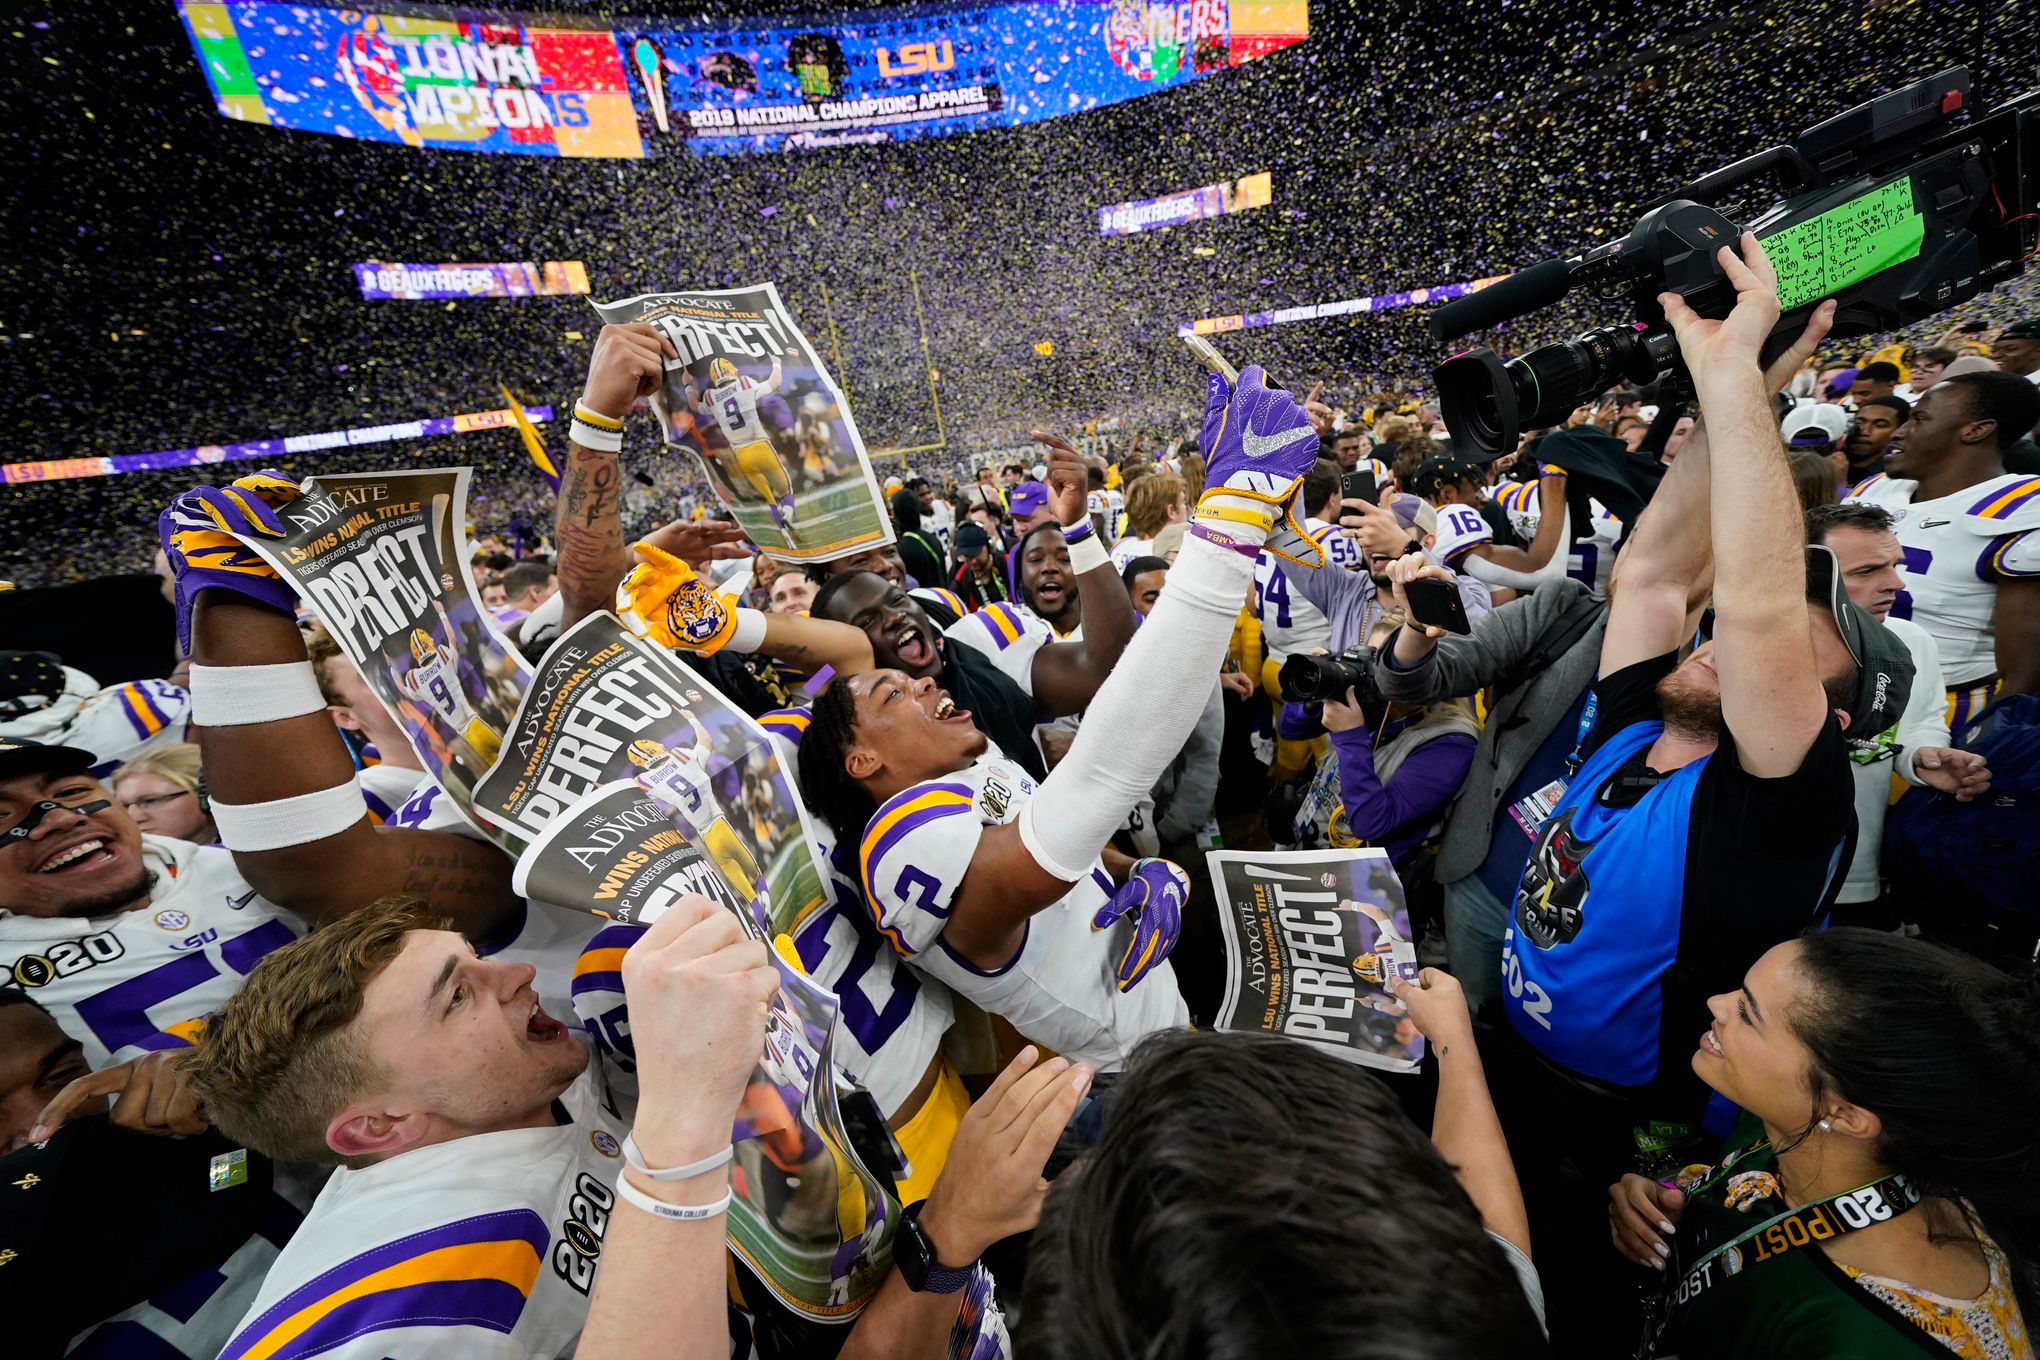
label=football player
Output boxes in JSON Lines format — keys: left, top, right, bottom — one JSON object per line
{"left": 689, "top": 355, "right": 796, "bottom": 541}
{"left": 1848, "top": 370, "right": 2040, "bottom": 720}
{"left": 1254, "top": 459, "right": 1363, "bottom": 776}
{"left": 623, "top": 729, "right": 765, "bottom": 915}
{"left": 794, "top": 365, "right": 1325, "bottom": 1068}
{"left": 183, "top": 893, "right": 1059, "bottom": 1359}
{"left": 794, "top": 390, "right": 840, "bottom": 484}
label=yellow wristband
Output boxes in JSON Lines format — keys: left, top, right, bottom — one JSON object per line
{"left": 573, "top": 400, "right": 626, "bottom": 431}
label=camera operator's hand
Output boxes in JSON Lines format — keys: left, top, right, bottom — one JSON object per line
{"left": 1320, "top": 686, "right": 1370, "bottom": 734}
{"left": 1658, "top": 231, "right": 1781, "bottom": 389}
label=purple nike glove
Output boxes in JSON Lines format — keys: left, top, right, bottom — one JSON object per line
{"left": 157, "top": 470, "right": 304, "bottom": 651}
{"left": 1192, "top": 365, "right": 1321, "bottom": 562}
{"left": 1092, "top": 856, "right": 1187, "bottom": 992}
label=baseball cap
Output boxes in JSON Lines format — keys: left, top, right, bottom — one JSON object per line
{"left": 0, "top": 652, "right": 67, "bottom": 720}
{"left": 1781, "top": 403, "right": 1850, "bottom": 448}
{"left": 1822, "top": 367, "right": 1860, "bottom": 399}
{"left": 1806, "top": 544, "right": 1914, "bottom": 743}
{"left": 1998, "top": 317, "right": 2040, "bottom": 341}
{"left": 1008, "top": 480, "right": 1050, "bottom": 519}
{"left": 0, "top": 737, "right": 96, "bottom": 783}
{"left": 955, "top": 523, "right": 992, "bottom": 557}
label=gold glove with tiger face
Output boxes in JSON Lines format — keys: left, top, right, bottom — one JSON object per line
{"left": 615, "top": 542, "right": 740, "bottom": 654}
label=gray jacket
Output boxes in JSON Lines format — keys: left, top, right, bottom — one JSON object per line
{"left": 1373, "top": 579, "right": 1607, "bottom": 883}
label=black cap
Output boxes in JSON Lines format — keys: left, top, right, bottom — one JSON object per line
{"left": 954, "top": 523, "right": 992, "bottom": 557}
{"left": 0, "top": 652, "right": 66, "bottom": 720}
{"left": 0, "top": 738, "right": 96, "bottom": 782}
{"left": 1806, "top": 545, "right": 1914, "bottom": 744}
{"left": 1996, "top": 317, "right": 2040, "bottom": 341}
{"left": 1411, "top": 455, "right": 1482, "bottom": 496}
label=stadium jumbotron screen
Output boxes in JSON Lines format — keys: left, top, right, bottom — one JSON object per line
{"left": 176, "top": 1, "right": 1310, "bottom": 158}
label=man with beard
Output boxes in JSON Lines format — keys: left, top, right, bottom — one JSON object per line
{"left": 1480, "top": 249, "right": 1912, "bottom": 1350}
{"left": 810, "top": 439, "right": 1137, "bottom": 781}
{"left": 1841, "top": 393, "right": 1909, "bottom": 489}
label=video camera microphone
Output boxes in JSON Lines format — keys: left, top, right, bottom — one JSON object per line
{"left": 1429, "top": 67, "right": 2040, "bottom": 460}
{"left": 1427, "top": 258, "right": 1574, "bottom": 342}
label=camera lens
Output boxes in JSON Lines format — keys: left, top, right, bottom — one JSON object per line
{"left": 1436, "top": 325, "right": 1680, "bottom": 458}
{"left": 1277, "top": 651, "right": 1372, "bottom": 704}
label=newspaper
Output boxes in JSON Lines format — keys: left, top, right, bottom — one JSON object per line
{"left": 510, "top": 776, "right": 897, "bottom": 1318}
{"left": 474, "top": 612, "right": 829, "bottom": 937}
{"left": 589, "top": 283, "right": 892, "bottom": 562}
{"left": 1208, "top": 848, "right": 1426, "bottom": 1073}
{"left": 224, "top": 467, "right": 531, "bottom": 847}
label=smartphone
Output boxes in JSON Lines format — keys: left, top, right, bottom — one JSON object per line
{"left": 1181, "top": 333, "right": 1239, "bottom": 384}
{"left": 1340, "top": 468, "right": 1379, "bottom": 507}
{"left": 1404, "top": 575, "right": 1472, "bottom": 635}
{"left": 1959, "top": 321, "right": 1991, "bottom": 334}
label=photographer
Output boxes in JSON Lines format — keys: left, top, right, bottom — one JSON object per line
{"left": 1276, "top": 613, "right": 1477, "bottom": 869}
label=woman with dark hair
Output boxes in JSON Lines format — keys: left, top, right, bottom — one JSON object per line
{"left": 1612, "top": 929, "right": 2037, "bottom": 1357}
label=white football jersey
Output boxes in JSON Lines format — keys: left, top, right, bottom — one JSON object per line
{"left": 1086, "top": 488, "right": 1125, "bottom": 547}
{"left": 1431, "top": 503, "right": 1496, "bottom": 570}
{"left": 215, "top": 1069, "right": 766, "bottom": 1360}
{"left": 1490, "top": 469, "right": 1622, "bottom": 596}
{"left": 943, "top": 601, "right": 1053, "bottom": 696}
{"left": 357, "top": 761, "right": 428, "bottom": 825}
{"left": 1849, "top": 472, "right": 2040, "bottom": 685}
{"left": 67, "top": 679, "right": 193, "bottom": 778}
{"left": 1255, "top": 519, "right": 1365, "bottom": 663}
{"left": 634, "top": 744, "right": 725, "bottom": 830}
{"left": 708, "top": 377, "right": 767, "bottom": 445}
{"left": 0, "top": 836, "right": 301, "bottom": 1067}
{"left": 858, "top": 757, "right": 1187, "bottom": 1070}
{"left": 395, "top": 643, "right": 477, "bottom": 728}
{"left": 754, "top": 709, "right": 954, "bottom": 1117}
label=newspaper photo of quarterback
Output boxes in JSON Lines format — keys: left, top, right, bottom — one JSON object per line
{"left": 386, "top": 595, "right": 505, "bottom": 778}
{"left": 589, "top": 284, "right": 893, "bottom": 563}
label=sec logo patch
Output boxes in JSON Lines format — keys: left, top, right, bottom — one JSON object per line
{"left": 153, "top": 909, "right": 193, "bottom": 932}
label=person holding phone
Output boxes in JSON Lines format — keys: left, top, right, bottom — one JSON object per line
{"left": 1305, "top": 608, "right": 1480, "bottom": 869}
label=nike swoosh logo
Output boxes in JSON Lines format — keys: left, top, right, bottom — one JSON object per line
{"left": 1916, "top": 518, "right": 1949, "bottom": 528}
{"left": 1240, "top": 425, "right": 1315, "bottom": 460}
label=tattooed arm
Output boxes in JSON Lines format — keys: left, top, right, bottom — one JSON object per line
{"left": 191, "top": 598, "right": 518, "bottom": 938}
{"left": 556, "top": 324, "right": 674, "bottom": 633}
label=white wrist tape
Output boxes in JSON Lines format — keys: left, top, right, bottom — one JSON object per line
{"left": 212, "top": 778, "right": 366, "bottom": 852}
{"left": 1020, "top": 535, "right": 1252, "bottom": 881}
{"left": 571, "top": 419, "right": 624, "bottom": 452}
{"left": 1067, "top": 531, "right": 1110, "bottom": 576}
{"left": 188, "top": 662, "right": 327, "bottom": 727}
{"left": 729, "top": 607, "right": 768, "bottom": 655}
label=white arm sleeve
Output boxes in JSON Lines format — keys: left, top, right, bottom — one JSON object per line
{"left": 1462, "top": 508, "right": 1575, "bottom": 592}
{"left": 1017, "top": 535, "right": 1252, "bottom": 880}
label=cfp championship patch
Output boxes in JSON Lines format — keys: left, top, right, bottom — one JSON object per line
{"left": 1515, "top": 810, "right": 1593, "bottom": 949}
{"left": 974, "top": 760, "right": 1034, "bottom": 826}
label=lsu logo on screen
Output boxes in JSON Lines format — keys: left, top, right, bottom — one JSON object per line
{"left": 875, "top": 40, "right": 954, "bottom": 77}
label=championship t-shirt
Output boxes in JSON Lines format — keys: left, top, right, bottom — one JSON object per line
{"left": 1501, "top": 653, "right": 1853, "bottom": 1114}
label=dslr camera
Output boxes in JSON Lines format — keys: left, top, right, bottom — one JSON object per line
{"left": 1279, "top": 646, "right": 1384, "bottom": 707}
{"left": 1430, "top": 67, "right": 2039, "bottom": 458}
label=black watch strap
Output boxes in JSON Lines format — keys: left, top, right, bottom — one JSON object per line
{"left": 899, "top": 1202, "right": 975, "bottom": 1294}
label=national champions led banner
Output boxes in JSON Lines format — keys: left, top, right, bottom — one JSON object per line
{"left": 176, "top": 1, "right": 1309, "bottom": 158}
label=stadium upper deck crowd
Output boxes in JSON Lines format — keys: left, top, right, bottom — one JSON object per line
{"left": 3, "top": 255, "right": 2040, "bottom": 1360}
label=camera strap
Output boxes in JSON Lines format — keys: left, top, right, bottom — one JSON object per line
{"left": 1641, "top": 1169, "right": 1921, "bottom": 1357}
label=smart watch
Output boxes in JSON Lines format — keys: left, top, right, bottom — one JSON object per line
{"left": 895, "top": 1202, "right": 975, "bottom": 1294}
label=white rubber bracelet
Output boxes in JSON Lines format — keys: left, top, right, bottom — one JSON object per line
{"left": 622, "top": 1133, "right": 734, "bottom": 1181}
{"left": 188, "top": 662, "right": 326, "bottom": 728}
{"left": 728, "top": 607, "right": 768, "bottom": 655}
{"left": 571, "top": 419, "right": 624, "bottom": 452}
{"left": 212, "top": 778, "right": 366, "bottom": 852}
{"left": 1067, "top": 531, "right": 1110, "bottom": 576}
{"left": 615, "top": 1172, "right": 731, "bottom": 1223}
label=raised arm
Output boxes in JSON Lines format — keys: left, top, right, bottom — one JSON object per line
{"left": 1678, "top": 237, "right": 1836, "bottom": 775}
{"left": 555, "top": 324, "right": 676, "bottom": 633}
{"left": 619, "top": 528, "right": 872, "bottom": 676}
{"left": 1375, "top": 554, "right": 1598, "bottom": 700}
{"left": 939, "top": 369, "right": 1321, "bottom": 961}
{"left": 1024, "top": 435, "right": 1138, "bottom": 717}
{"left": 156, "top": 473, "right": 517, "bottom": 935}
